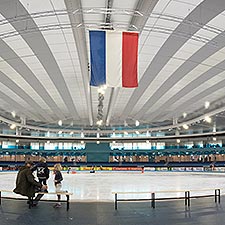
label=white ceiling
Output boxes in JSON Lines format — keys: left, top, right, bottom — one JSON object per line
{"left": 0, "top": 0, "right": 225, "bottom": 132}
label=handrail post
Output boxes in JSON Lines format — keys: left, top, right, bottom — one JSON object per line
{"left": 215, "top": 189, "right": 217, "bottom": 203}
{"left": 151, "top": 192, "right": 155, "bottom": 208}
{"left": 66, "top": 195, "right": 70, "bottom": 211}
{"left": 187, "top": 191, "right": 190, "bottom": 207}
{"left": 215, "top": 189, "right": 220, "bottom": 204}
{"left": 115, "top": 193, "right": 118, "bottom": 210}
{"left": 0, "top": 191, "right": 1, "bottom": 205}
{"left": 185, "top": 191, "right": 187, "bottom": 206}
{"left": 218, "top": 189, "right": 221, "bottom": 204}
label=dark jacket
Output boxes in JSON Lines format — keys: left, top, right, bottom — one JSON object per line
{"left": 13, "top": 166, "right": 42, "bottom": 197}
{"left": 54, "top": 171, "right": 63, "bottom": 185}
{"left": 31, "top": 162, "right": 49, "bottom": 180}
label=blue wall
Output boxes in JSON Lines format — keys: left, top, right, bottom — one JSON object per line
{"left": 86, "top": 143, "right": 110, "bottom": 162}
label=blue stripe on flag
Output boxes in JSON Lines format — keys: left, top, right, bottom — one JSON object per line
{"left": 89, "top": 31, "right": 106, "bottom": 86}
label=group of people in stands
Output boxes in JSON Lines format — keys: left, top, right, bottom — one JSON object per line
{"left": 13, "top": 157, "right": 64, "bottom": 208}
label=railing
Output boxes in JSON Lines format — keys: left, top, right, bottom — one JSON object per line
{"left": 112, "top": 188, "right": 221, "bottom": 210}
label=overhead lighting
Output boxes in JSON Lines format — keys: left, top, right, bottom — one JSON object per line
{"left": 11, "top": 111, "right": 16, "bottom": 118}
{"left": 16, "top": 139, "right": 19, "bottom": 143}
{"left": 76, "top": 23, "right": 83, "bottom": 28}
{"left": 58, "top": 120, "right": 62, "bottom": 126}
{"left": 205, "top": 101, "right": 210, "bottom": 109}
{"left": 213, "top": 137, "right": 217, "bottom": 141}
{"left": 96, "top": 120, "right": 103, "bottom": 126}
{"left": 183, "top": 112, "right": 187, "bottom": 118}
{"left": 81, "top": 140, "right": 84, "bottom": 144}
{"left": 135, "top": 130, "right": 139, "bottom": 135}
{"left": 135, "top": 120, "right": 139, "bottom": 126}
{"left": 112, "top": 132, "right": 115, "bottom": 137}
{"left": 112, "top": 141, "right": 116, "bottom": 144}
{"left": 204, "top": 116, "right": 211, "bottom": 123}
{"left": 146, "top": 140, "right": 149, "bottom": 143}
{"left": 58, "top": 130, "right": 62, "bottom": 134}
{"left": 96, "top": 141, "right": 100, "bottom": 144}
{"left": 81, "top": 132, "right": 84, "bottom": 138}
{"left": 146, "top": 130, "right": 150, "bottom": 136}
{"left": 124, "top": 131, "right": 128, "bottom": 135}
{"left": 182, "top": 124, "right": 189, "bottom": 130}
{"left": 97, "top": 133, "right": 100, "bottom": 138}
{"left": 70, "top": 131, "right": 74, "bottom": 135}
{"left": 47, "top": 140, "right": 50, "bottom": 144}
{"left": 213, "top": 124, "right": 216, "bottom": 133}
{"left": 176, "top": 139, "right": 180, "bottom": 143}
{"left": 97, "top": 86, "right": 106, "bottom": 95}
{"left": 10, "top": 124, "right": 16, "bottom": 129}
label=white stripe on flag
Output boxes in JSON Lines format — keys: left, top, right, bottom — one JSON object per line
{"left": 106, "top": 31, "right": 122, "bottom": 87}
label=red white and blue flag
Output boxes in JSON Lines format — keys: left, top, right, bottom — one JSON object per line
{"left": 89, "top": 30, "right": 138, "bottom": 88}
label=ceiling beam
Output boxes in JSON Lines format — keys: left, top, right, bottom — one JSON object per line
{"left": 64, "top": 0, "right": 94, "bottom": 126}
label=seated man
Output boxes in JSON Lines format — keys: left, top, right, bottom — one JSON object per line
{"left": 13, "top": 161, "right": 47, "bottom": 207}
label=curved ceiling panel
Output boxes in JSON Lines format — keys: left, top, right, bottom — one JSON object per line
{"left": 0, "top": 0, "right": 225, "bottom": 133}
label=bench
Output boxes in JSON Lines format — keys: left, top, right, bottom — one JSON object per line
{"left": 0, "top": 190, "right": 73, "bottom": 211}
{"left": 112, "top": 188, "right": 221, "bottom": 210}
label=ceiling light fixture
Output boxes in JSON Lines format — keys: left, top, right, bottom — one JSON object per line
{"left": 135, "top": 120, "right": 139, "bottom": 126}
{"left": 182, "top": 124, "right": 189, "bottom": 129}
{"left": 96, "top": 120, "right": 103, "bottom": 126}
{"left": 10, "top": 124, "right": 16, "bottom": 129}
{"left": 58, "top": 120, "right": 62, "bottom": 126}
{"left": 204, "top": 116, "right": 212, "bottom": 123}
{"left": 11, "top": 111, "right": 16, "bottom": 118}
{"left": 205, "top": 101, "right": 210, "bottom": 109}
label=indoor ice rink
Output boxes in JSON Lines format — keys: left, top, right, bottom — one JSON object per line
{"left": 2, "top": 0, "right": 225, "bottom": 224}
{"left": 1, "top": 170, "right": 225, "bottom": 201}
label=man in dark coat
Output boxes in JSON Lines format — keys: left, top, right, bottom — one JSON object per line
{"left": 13, "top": 161, "right": 47, "bottom": 206}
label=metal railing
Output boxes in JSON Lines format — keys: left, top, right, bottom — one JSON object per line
{"left": 112, "top": 188, "right": 221, "bottom": 210}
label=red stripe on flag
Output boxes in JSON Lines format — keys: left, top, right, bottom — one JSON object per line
{"left": 122, "top": 32, "right": 138, "bottom": 88}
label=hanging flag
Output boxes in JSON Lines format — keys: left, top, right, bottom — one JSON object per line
{"left": 89, "top": 30, "right": 138, "bottom": 88}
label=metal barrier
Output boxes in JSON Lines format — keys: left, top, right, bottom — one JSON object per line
{"left": 112, "top": 188, "right": 221, "bottom": 210}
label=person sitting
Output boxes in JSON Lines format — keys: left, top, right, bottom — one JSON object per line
{"left": 13, "top": 161, "right": 48, "bottom": 207}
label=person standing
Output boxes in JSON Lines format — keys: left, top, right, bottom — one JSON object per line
{"left": 32, "top": 157, "right": 49, "bottom": 185}
{"left": 53, "top": 163, "right": 63, "bottom": 208}
{"left": 13, "top": 161, "right": 47, "bottom": 207}
{"left": 31, "top": 157, "right": 50, "bottom": 203}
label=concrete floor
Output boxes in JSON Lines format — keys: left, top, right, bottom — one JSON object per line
{"left": 0, "top": 195, "right": 225, "bottom": 225}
